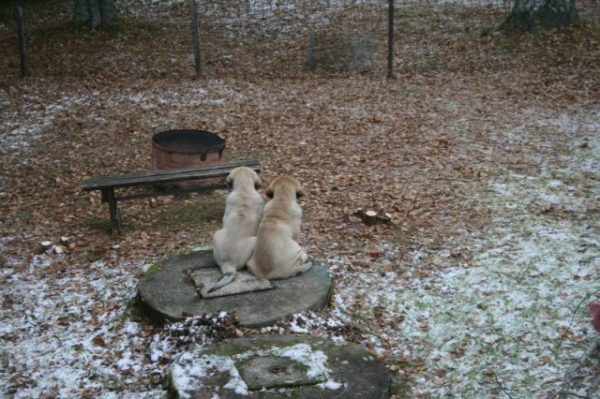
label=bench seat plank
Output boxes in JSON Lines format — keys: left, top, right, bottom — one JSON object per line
{"left": 82, "top": 159, "right": 260, "bottom": 191}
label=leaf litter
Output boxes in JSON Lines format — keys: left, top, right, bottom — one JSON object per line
{"left": 0, "top": 0, "right": 599, "bottom": 397}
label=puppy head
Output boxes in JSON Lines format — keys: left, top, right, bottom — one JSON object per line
{"left": 266, "top": 175, "right": 304, "bottom": 199}
{"left": 226, "top": 167, "right": 261, "bottom": 190}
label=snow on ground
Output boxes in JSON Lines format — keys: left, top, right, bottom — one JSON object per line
{"left": 0, "top": 254, "right": 162, "bottom": 398}
{"left": 1, "top": 81, "right": 599, "bottom": 397}
{"left": 0, "top": 80, "right": 244, "bottom": 157}
{"left": 0, "top": 89, "right": 106, "bottom": 155}
{"left": 332, "top": 112, "right": 600, "bottom": 397}
{"left": 1, "top": 0, "right": 598, "bottom": 396}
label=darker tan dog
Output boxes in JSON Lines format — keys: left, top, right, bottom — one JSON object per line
{"left": 210, "top": 167, "right": 264, "bottom": 292}
{"left": 247, "top": 175, "right": 313, "bottom": 279}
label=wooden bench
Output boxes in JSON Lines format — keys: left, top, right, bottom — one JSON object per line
{"left": 81, "top": 160, "right": 260, "bottom": 233}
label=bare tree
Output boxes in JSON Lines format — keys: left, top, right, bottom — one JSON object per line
{"left": 73, "top": 0, "right": 117, "bottom": 31}
{"left": 500, "top": 0, "right": 579, "bottom": 32}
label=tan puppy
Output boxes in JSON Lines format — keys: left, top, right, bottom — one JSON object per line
{"left": 247, "top": 175, "right": 313, "bottom": 280}
{"left": 210, "top": 167, "right": 264, "bottom": 293}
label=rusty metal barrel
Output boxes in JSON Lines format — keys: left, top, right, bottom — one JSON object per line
{"left": 151, "top": 129, "right": 226, "bottom": 189}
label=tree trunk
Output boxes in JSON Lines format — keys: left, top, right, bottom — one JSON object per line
{"left": 499, "top": 0, "right": 579, "bottom": 32}
{"left": 73, "top": 0, "right": 116, "bottom": 31}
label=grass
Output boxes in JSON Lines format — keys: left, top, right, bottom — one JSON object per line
{"left": 152, "top": 192, "right": 226, "bottom": 229}
{"left": 17, "top": 211, "right": 34, "bottom": 222}
{"left": 77, "top": 243, "right": 106, "bottom": 263}
{"left": 102, "top": 190, "right": 227, "bottom": 235}
{"left": 0, "top": 0, "right": 49, "bottom": 24}
{"left": 30, "top": 22, "right": 94, "bottom": 42}
{"left": 388, "top": 366, "right": 413, "bottom": 398}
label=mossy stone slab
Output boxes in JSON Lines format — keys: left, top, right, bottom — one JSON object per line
{"left": 168, "top": 334, "right": 390, "bottom": 399}
{"left": 137, "top": 249, "right": 332, "bottom": 327}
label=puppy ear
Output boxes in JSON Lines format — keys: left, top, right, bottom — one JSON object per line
{"left": 265, "top": 178, "right": 276, "bottom": 198}
{"left": 295, "top": 179, "right": 305, "bottom": 198}
{"left": 226, "top": 175, "right": 234, "bottom": 191}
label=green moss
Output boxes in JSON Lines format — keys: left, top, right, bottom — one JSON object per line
{"left": 166, "top": 373, "right": 181, "bottom": 399}
{"left": 143, "top": 262, "right": 163, "bottom": 278}
{"left": 201, "top": 341, "right": 266, "bottom": 357}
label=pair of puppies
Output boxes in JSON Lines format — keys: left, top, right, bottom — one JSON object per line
{"left": 210, "top": 167, "right": 313, "bottom": 293}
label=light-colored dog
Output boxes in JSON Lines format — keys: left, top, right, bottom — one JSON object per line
{"left": 247, "top": 175, "right": 313, "bottom": 280}
{"left": 210, "top": 167, "right": 264, "bottom": 293}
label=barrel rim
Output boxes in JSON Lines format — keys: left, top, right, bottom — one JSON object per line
{"left": 152, "top": 129, "right": 226, "bottom": 155}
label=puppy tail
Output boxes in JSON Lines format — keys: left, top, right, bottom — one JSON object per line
{"left": 294, "top": 258, "right": 314, "bottom": 276}
{"left": 208, "top": 272, "right": 236, "bottom": 293}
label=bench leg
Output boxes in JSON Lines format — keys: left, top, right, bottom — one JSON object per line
{"left": 102, "top": 188, "right": 122, "bottom": 233}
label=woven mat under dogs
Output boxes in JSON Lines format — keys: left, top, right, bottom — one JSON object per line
{"left": 191, "top": 269, "right": 274, "bottom": 299}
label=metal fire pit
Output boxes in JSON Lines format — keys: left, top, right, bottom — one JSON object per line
{"left": 151, "top": 129, "right": 226, "bottom": 189}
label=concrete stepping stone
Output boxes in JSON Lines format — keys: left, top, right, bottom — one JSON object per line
{"left": 137, "top": 249, "right": 332, "bottom": 327}
{"left": 168, "top": 334, "right": 390, "bottom": 398}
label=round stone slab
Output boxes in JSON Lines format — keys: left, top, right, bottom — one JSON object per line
{"left": 137, "top": 249, "right": 332, "bottom": 327}
{"left": 168, "top": 334, "right": 390, "bottom": 399}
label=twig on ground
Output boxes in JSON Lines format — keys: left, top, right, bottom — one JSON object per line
{"left": 558, "top": 392, "right": 589, "bottom": 398}
{"left": 553, "top": 336, "right": 600, "bottom": 399}
{"left": 555, "top": 290, "right": 600, "bottom": 354}
{"left": 490, "top": 369, "right": 515, "bottom": 399}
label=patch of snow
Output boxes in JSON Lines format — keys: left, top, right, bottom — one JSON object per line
{"left": 332, "top": 111, "right": 600, "bottom": 397}
{"left": 171, "top": 352, "right": 248, "bottom": 397}
{"left": 0, "top": 251, "right": 164, "bottom": 399}
{"left": 318, "top": 379, "right": 345, "bottom": 390}
{"left": 271, "top": 343, "right": 329, "bottom": 379}
{"left": 0, "top": 80, "right": 249, "bottom": 158}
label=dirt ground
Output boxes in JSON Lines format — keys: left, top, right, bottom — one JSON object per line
{"left": 0, "top": 0, "right": 599, "bottom": 398}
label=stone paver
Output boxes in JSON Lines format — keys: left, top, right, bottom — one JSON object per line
{"left": 137, "top": 249, "right": 332, "bottom": 327}
{"left": 168, "top": 334, "right": 390, "bottom": 399}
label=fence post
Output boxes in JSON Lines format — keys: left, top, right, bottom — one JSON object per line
{"left": 15, "top": 6, "right": 28, "bottom": 78}
{"left": 190, "top": 0, "right": 201, "bottom": 78}
{"left": 387, "top": 0, "right": 394, "bottom": 79}
{"left": 307, "top": 30, "right": 316, "bottom": 69}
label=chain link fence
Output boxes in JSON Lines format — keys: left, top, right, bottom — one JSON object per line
{"left": 117, "top": 0, "right": 600, "bottom": 77}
